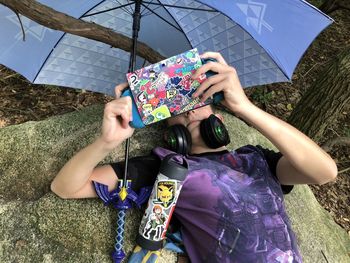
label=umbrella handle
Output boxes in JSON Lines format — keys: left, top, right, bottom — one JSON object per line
{"left": 112, "top": 209, "right": 127, "bottom": 263}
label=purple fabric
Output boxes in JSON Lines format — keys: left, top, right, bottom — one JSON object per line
{"left": 153, "top": 145, "right": 302, "bottom": 263}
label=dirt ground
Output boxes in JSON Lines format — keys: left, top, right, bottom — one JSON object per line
{"left": 0, "top": 8, "right": 349, "bottom": 235}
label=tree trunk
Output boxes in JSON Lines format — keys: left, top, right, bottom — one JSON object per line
{"left": 0, "top": 0, "right": 164, "bottom": 63}
{"left": 319, "top": 0, "right": 350, "bottom": 14}
{"left": 288, "top": 48, "right": 350, "bottom": 142}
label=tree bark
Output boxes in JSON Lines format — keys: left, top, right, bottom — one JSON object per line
{"left": 0, "top": 0, "right": 165, "bottom": 63}
{"left": 288, "top": 48, "right": 350, "bottom": 142}
{"left": 322, "top": 137, "right": 350, "bottom": 152}
{"left": 319, "top": 0, "right": 350, "bottom": 14}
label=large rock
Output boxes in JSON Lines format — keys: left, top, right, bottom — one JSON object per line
{"left": 0, "top": 105, "right": 349, "bottom": 262}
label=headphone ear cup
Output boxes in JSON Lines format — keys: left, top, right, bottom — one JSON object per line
{"left": 200, "top": 114, "right": 230, "bottom": 149}
{"left": 164, "top": 124, "right": 192, "bottom": 155}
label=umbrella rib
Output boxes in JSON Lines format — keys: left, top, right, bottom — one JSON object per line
{"left": 141, "top": 0, "right": 163, "bottom": 16}
{"left": 141, "top": 3, "right": 183, "bottom": 33}
{"left": 142, "top": 1, "right": 217, "bottom": 12}
{"left": 140, "top": 0, "right": 152, "bottom": 16}
{"left": 117, "top": 0, "right": 134, "bottom": 15}
{"left": 155, "top": 0, "right": 193, "bottom": 50}
{"left": 82, "top": 2, "right": 134, "bottom": 17}
{"left": 32, "top": 0, "right": 109, "bottom": 83}
{"left": 15, "top": 12, "right": 26, "bottom": 41}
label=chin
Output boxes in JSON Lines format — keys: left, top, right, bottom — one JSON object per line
{"left": 190, "top": 130, "right": 202, "bottom": 145}
{"left": 187, "top": 120, "right": 200, "bottom": 130}
{"left": 187, "top": 123, "right": 200, "bottom": 135}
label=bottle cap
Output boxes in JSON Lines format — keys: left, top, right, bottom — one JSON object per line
{"left": 136, "top": 234, "right": 163, "bottom": 251}
{"left": 160, "top": 154, "right": 188, "bottom": 181}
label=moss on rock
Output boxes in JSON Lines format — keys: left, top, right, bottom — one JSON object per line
{"left": 0, "top": 106, "right": 349, "bottom": 262}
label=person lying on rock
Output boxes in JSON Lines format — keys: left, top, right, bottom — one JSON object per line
{"left": 51, "top": 52, "right": 337, "bottom": 263}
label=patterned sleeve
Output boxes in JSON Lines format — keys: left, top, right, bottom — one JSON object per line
{"left": 255, "top": 145, "right": 294, "bottom": 194}
{"left": 110, "top": 153, "right": 161, "bottom": 192}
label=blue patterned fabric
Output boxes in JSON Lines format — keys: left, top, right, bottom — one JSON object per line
{"left": 0, "top": 0, "right": 332, "bottom": 95}
{"left": 153, "top": 145, "right": 302, "bottom": 263}
{"left": 128, "top": 245, "right": 161, "bottom": 263}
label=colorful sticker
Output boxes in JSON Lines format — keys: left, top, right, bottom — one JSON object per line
{"left": 155, "top": 181, "right": 176, "bottom": 208}
{"left": 139, "top": 177, "right": 184, "bottom": 242}
{"left": 126, "top": 48, "right": 213, "bottom": 125}
{"left": 142, "top": 205, "right": 167, "bottom": 241}
{"left": 150, "top": 105, "right": 171, "bottom": 122}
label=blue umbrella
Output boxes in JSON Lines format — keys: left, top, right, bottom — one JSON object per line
{"left": 0, "top": 1, "right": 332, "bottom": 262}
{"left": 0, "top": 0, "right": 332, "bottom": 96}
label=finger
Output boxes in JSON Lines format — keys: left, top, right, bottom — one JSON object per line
{"left": 105, "top": 97, "right": 128, "bottom": 114}
{"left": 200, "top": 52, "right": 228, "bottom": 65}
{"left": 193, "top": 74, "right": 226, "bottom": 98}
{"left": 113, "top": 105, "right": 132, "bottom": 129}
{"left": 200, "top": 83, "right": 224, "bottom": 103}
{"left": 114, "top": 82, "right": 129, "bottom": 98}
{"left": 192, "top": 62, "right": 229, "bottom": 80}
{"left": 120, "top": 98, "right": 133, "bottom": 126}
{"left": 104, "top": 98, "right": 132, "bottom": 121}
{"left": 104, "top": 104, "right": 123, "bottom": 122}
{"left": 120, "top": 111, "right": 131, "bottom": 129}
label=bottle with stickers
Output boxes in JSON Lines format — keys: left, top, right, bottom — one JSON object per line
{"left": 136, "top": 154, "right": 188, "bottom": 250}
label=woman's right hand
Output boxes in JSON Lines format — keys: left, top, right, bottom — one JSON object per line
{"left": 99, "top": 82, "right": 135, "bottom": 150}
{"left": 192, "top": 52, "right": 253, "bottom": 115}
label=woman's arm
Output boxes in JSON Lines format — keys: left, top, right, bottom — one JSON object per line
{"left": 235, "top": 103, "right": 337, "bottom": 185}
{"left": 192, "top": 52, "right": 337, "bottom": 185}
{"left": 51, "top": 83, "right": 134, "bottom": 198}
{"left": 50, "top": 138, "right": 118, "bottom": 199}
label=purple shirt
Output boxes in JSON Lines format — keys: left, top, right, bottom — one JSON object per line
{"left": 153, "top": 146, "right": 302, "bottom": 263}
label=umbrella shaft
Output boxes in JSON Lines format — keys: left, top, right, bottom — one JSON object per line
{"left": 132, "top": 0, "right": 141, "bottom": 34}
{"left": 129, "top": 0, "right": 142, "bottom": 72}
{"left": 124, "top": 0, "right": 142, "bottom": 186}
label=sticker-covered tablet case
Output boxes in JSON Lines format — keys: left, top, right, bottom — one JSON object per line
{"left": 126, "top": 48, "right": 213, "bottom": 126}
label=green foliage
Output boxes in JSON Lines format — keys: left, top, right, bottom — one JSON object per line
{"left": 344, "top": 127, "right": 350, "bottom": 137}
{"left": 251, "top": 88, "right": 275, "bottom": 105}
{"left": 307, "top": 0, "right": 324, "bottom": 7}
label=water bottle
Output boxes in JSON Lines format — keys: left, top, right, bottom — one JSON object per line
{"left": 136, "top": 154, "right": 188, "bottom": 251}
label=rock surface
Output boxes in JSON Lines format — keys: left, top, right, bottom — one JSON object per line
{"left": 1, "top": 105, "right": 349, "bottom": 262}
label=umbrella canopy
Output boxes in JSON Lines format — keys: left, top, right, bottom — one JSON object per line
{"left": 0, "top": 0, "right": 332, "bottom": 96}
